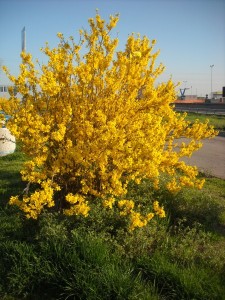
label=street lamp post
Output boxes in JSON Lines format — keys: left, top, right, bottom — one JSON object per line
{"left": 210, "top": 65, "right": 214, "bottom": 99}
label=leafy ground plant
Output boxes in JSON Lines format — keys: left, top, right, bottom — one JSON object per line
{"left": 1, "top": 149, "right": 225, "bottom": 299}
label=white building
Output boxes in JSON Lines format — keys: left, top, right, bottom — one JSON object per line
{"left": 211, "top": 91, "right": 224, "bottom": 103}
{"left": 0, "top": 85, "right": 18, "bottom": 99}
{"left": 0, "top": 85, "right": 10, "bottom": 98}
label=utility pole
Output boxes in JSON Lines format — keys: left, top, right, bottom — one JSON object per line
{"left": 210, "top": 64, "right": 214, "bottom": 99}
{"left": 21, "top": 27, "right": 26, "bottom": 52}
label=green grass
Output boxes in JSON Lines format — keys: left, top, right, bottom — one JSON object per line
{"left": 0, "top": 146, "right": 27, "bottom": 205}
{"left": 1, "top": 149, "right": 225, "bottom": 299}
{"left": 184, "top": 112, "right": 225, "bottom": 131}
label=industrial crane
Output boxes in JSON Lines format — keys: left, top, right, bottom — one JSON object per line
{"left": 180, "top": 88, "right": 190, "bottom": 100}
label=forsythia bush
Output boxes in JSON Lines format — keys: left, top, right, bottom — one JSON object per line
{"left": 0, "top": 13, "right": 217, "bottom": 230}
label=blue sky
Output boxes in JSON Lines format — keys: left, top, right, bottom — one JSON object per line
{"left": 0, "top": 0, "right": 224, "bottom": 97}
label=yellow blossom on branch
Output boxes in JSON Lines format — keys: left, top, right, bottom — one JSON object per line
{"left": 1, "top": 13, "right": 217, "bottom": 229}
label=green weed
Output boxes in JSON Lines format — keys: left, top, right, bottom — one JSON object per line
{"left": 0, "top": 148, "right": 225, "bottom": 299}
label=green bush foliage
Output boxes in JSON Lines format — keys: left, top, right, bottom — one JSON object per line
{"left": 1, "top": 139, "right": 225, "bottom": 300}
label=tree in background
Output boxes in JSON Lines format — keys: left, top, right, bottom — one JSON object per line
{"left": 0, "top": 13, "right": 217, "bottom": 230}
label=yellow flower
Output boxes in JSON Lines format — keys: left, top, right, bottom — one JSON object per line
{"left": 57, "top": 32, "right": 63, "bottom": 39}
{"left": 153, "top": 201, "right": 166, "bottom": 218}
{"left": 3, "top": 12, "right": 216, "bottom": 228}
{"left": 133, "top": 51, "right": 142, "bottom": 58}
{"left": 103, "top": 197, "right": 116, "bottom": 209}
{"left": 118, "top": 199, "right": 135, "bottom": 215}
{"left": 64, "top": 193, "right": 90, "bottom": 217}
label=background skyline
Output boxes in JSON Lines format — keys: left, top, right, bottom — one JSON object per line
{"left": 0, "top": 0, "right": 224, "bottom": 97}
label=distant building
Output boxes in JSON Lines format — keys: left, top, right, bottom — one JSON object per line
{"left": 0, "top": 85, "right": 10, "bottom": 98}
{"left": 212, "top": 91, "right": 223, "bottom": 101}
{"left": 0, "top": 85, "right": 19, "bottom": 99}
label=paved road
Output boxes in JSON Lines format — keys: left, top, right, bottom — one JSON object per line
{"left": 178, "top": 135, "right": 225, "bottom": 179}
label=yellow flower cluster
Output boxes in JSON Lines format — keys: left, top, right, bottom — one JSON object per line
{"left": 9, "top": 180, "right": 57, "bottom": 219}
{"left": 1, "top": 13, "right": 217, "bottom": 227}
{"left": 118, "top": 199, "right": 165, "bottom": 231}
{"left": 118, "top": 199, "right": 135, "bottom": 216}
{"left": 129, "top": 211, "right": 155, "bottom": 231}
{"left": 103, "top": 197, "right": 116, "bottom": 209}
{"left": 64, "top": 193, "right": 90, "bottom": 217}
{"left": 153, "top": 201, "right": 166, "bottom": 218}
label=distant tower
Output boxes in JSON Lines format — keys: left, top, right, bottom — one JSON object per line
{"left": 21, "top": 27, "right": 26, "bottom": 52}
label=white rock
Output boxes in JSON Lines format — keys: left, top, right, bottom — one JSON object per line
{"left": 0, "top": 127, "right": 16, "bottom": 156}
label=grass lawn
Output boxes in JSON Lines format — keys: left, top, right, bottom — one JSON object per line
{"left": 184, "top": 112, "right": 225, "bottom": 131}
{"left": 0, "top": 147, "right": 225, "bottom": 299}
